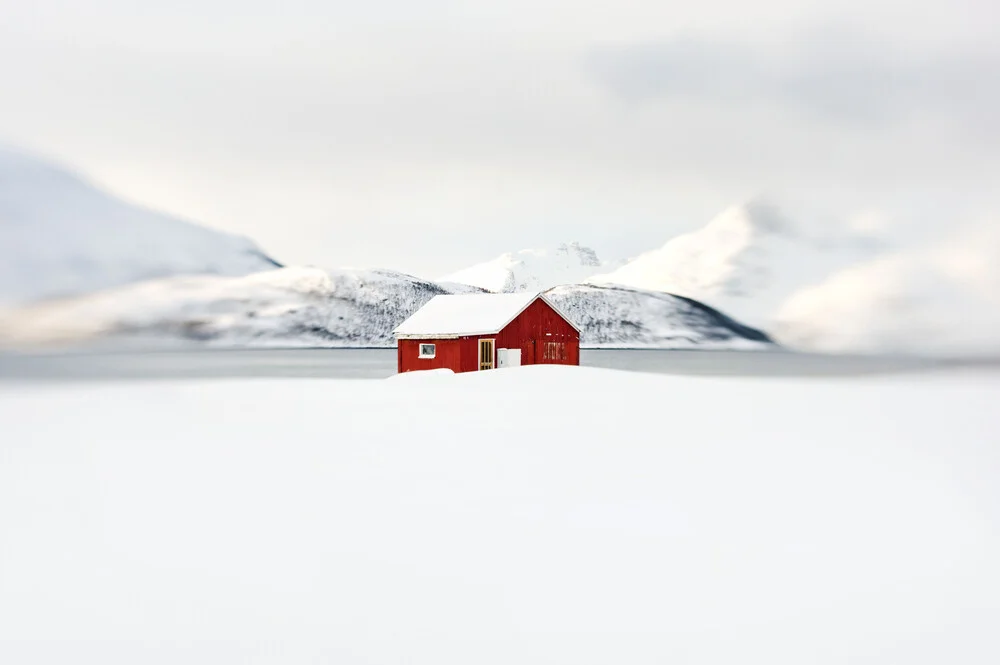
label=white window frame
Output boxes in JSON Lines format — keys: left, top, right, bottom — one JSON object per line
{"left": 418, "top": 343, "right": 436, "bottom": 359}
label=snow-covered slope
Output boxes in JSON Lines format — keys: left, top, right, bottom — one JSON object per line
{"left": 0, "top": 267, "right": 482, "bottom": 349}
{"left": 439, "top": 242, "right": 623, "bottom": 293}
{"left": 0, "top": 147, "right": 280, "bottom": 305}
{"left": 546, "top": 284, "right": 772, "bottom": 348}
{"left": 0, "top": 270, "right": 771, "bottom": 350}
{"left": 588, "top": 202, "right": 881, "bottom": 328}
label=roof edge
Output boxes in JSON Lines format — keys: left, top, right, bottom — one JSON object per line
{"left": 396, "top": 333, "right": 465, "bottom": 340}
{"left": 392, "top": 291, "right": 581, "bottom": 337}
{"left": 537, "top": 292, "right": 582, "bottom": 334}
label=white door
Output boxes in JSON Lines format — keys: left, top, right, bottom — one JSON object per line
{"left": 497, "top": 348, "right": 521, "bottom": 368}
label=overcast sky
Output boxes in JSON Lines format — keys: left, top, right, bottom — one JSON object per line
{"left": 2, "top": 0, "right": 997, "bottom": 277}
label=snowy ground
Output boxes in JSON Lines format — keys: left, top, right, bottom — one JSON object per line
{"left": 1, "top": 366, "right": 998, "bottom": 665}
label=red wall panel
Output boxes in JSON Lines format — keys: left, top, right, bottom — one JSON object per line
{"left": 459, "top": 337, "right": 480, "bottom": 373}
{"left": 495, "top": 298, "right": 579, "bottom": 367}
{"left": 397, "top": 338, "right": 464, "bottom": 373}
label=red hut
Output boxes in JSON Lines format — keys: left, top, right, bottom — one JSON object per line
{"left": 393, "top": 292, "right": 581, "bottom": 373}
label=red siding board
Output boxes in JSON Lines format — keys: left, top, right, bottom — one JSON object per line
{"left": 496, "top": 298, "right": 579, "bottom": 367}
{"left": 397, "top": 338, "right": 464, "bottom": 373}
{"left": 459, "top": 337, "right": 480, "bottom": 373}
{"left": 396, "top": 297, "right": 579, "bottom": 373}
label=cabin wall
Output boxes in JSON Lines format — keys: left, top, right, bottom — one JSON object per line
{"left": 397, "top": 338, "right": 464, "bottom": 373}
{"left": 459, "top": 337, "right": 480, "bottom": 373}
{"left": 497, "top": 298, "right": 580, "bottom": 366}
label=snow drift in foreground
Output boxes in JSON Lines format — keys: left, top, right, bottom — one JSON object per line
{"left": 0, "top": 147, "right": 280, "bottom": 305}
{"left": 1, "top": 366, "right": 998, "bottom": 665}
{"left": 438, "top": 241, "right": 624, "bottom": 293}
{"left": 588, "top": 202, "right": 881, "bottom": 329}
{"left": 0, "top": 268, "right": 771, "bottom": 350}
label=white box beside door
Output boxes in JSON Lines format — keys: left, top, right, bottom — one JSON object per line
{"left": 497, "top": 348, "right": 521, "bottom": 368}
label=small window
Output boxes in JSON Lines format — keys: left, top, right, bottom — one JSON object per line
{"left": 419, "top": 343, "right": 436, "bottom": 358}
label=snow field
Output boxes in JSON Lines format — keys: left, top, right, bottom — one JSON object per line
{"left": 1, "top": 366, "right": 998, "bottom": 664}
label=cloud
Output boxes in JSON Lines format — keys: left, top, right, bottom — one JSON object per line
{"left": 585, "top": 27, "right": 1000, "bottom": 128}
{"left": 772, "top": 222, "right": 1000, "bottom": 355}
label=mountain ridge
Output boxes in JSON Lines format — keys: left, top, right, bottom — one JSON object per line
{"left": 588, "top": 202, "right": 882, "bottom": 328}
{"left": 0, "top": 146, "right": 282, "bottom": 305}
{"left": 438, "top": 241, "right": 624, "bottom": 294}
{"left": 0, "top": 268, "right": 773, "bottom": 351}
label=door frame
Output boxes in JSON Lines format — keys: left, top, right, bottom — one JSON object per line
{"left": 477, "top": 338, "right": 496, "bottom": 370}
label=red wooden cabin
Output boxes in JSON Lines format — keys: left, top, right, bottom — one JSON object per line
{"left": 394, "top": 292, "right": 581, "bottom": 373}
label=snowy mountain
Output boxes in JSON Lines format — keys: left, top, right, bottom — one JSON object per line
{"left": 0, "top": 268, "right": 477, "bottom": 349}
{"left": 0, "top": 269, "right": 771, "bottom": 350}
{"left": 439, "top": 242, "right": 624, "bottom": 293}
{"left": 546, "top": 284, "right": 772, "bottom": 348}
{"left": 0, "top": 147, "right": 281, "bottom": 305}
{"left": 0, "top": 148, "right": 772, "bottom": 353}
{"left": 588, "top": 202, "right": 882, "bottom": 329}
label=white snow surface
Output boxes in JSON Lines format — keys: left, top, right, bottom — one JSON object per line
{"left": 0, "top": 270, "right": 768, "bottom": 350}
{"left": 588, "top": 202, "right": 881, "bottom": 329}
{"left": 439, "top": 242, "right": 623, "bottom": 293}
{"left": 1, "top": 366, "right": 998, "bottom": 665}
{"left": 394, "top": 292, "right": 546, "bottom": 337}
{"left": 0, "top": 147, "right": 280, "bottom": 305}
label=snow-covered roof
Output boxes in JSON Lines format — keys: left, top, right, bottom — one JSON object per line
{"left": 394, "top": 292, "right": 578, "bottom": 338}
